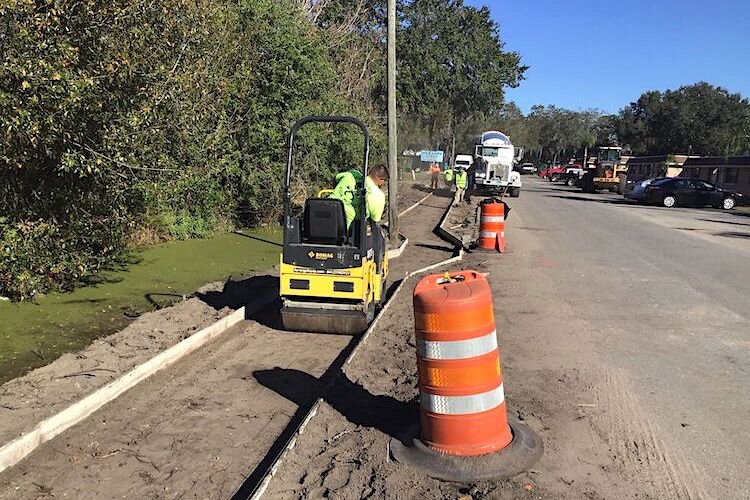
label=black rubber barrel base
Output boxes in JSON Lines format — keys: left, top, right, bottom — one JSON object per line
{"left": 472, "top": 246, "right": 502, "bottom": 253}
{"left": 390, "top": 416, "right": 543, "bottom": 482}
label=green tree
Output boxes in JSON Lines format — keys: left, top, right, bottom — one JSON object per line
{"left": 0, "top": 0, "right": 381, "bottom": 300}
{"left": 396, "top": 0, "right": 526, "bottom": 151}
{"left": 614, "top": 82, "right": 750, "bottom": 155}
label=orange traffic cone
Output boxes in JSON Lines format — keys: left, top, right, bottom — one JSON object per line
{"left": 391, "top": 270, "right": 542, "bottom": 482}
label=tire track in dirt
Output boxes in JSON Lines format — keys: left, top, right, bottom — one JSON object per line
{"left": 592, "top": 367, "right": 710, "bottom": 500}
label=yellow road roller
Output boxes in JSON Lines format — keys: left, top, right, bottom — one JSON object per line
{"left": 279, "top": 116, "right": 388, "bottom": 334}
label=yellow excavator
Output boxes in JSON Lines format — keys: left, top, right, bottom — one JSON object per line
{"left": 279, "top": 116, "right": 388, "bottom": 334}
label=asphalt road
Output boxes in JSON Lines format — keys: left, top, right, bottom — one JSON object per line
{"left": 512, "top": 177, "right": 750, "bottom": 498}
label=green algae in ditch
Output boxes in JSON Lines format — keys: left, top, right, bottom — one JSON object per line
{"left": 0, "top": 228, "right": 281, "bottom": 384}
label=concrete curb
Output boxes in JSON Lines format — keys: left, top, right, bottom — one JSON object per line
{"left": 436, "top": 197, "right": 468, "bottom": 250}
{"left": 399, "top": 192, "right": 433, "bottom": 217}
{"left": 386, "top": 234, "right": 409, "bottom": 260}
{"left": 0, "top": 292, "right": 277, "bottom": 474}
{"left": 385, "top": 191, "right": 433, "bottom": 260}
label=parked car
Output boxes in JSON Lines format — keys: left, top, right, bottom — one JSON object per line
{"left": 642, "top": 178, "right": 743, "bottom": 209}
{"left": 625, "top": 177, "right": 667, "bottom": 201}
{"left": 520, "top": 162, "right": 536, "bottom": 175}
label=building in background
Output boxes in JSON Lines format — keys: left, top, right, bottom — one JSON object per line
{"left": 625, "top": 154, "right": 693, "bottom": 182}
{"left": 682, "top": 156, "right": 750, "bottom": 197}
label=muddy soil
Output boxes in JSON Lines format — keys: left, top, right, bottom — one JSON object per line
{"left": 0, "top": 184, "right": 456, "bottom": 499}
{"left": 262, "top": 196, "right": 665, "bottom": 499}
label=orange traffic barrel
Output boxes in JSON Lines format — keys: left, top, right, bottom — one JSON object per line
{"left": 477, "top": 198, "right": 509, "bottom": 253}
{"left": 414, "top": 270, "right": 511, "bottom": 455}
{"left": 391, "top": 270, "right": 542, "bottom": 481}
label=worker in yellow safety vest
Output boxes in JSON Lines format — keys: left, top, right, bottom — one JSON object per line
{"left": 454, "top": 167, "right": 468, "bottom": 203}
{"left": 329, "top": 164, "right": 389, "bottom": 230}
{"left": 443, "top": 165, "right": 454, "bottom": 190}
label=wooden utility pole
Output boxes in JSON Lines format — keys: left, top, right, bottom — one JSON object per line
{"left": 387, "top": 0, "right": 399, "bottom": 245}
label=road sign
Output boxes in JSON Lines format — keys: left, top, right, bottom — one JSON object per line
{"left": 420, "top": 150, "right": 444, "bottom": 163}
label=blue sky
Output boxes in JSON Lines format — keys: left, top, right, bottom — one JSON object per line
{"left": 466, "top": 0, "right": 750, "bottom": 114}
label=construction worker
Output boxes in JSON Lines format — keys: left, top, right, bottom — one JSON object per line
{"left": 330, "top": 164, "right": 389, "bottom": 230}
{"left": 443, "top": 164, "right": 454, "bottom": 190}
{"left": 466, "top": 153, "right": 484, "bottom": 202}
{"left": 429, "top": 162, "right": 441, "bottom": 190}
{"left": 454, "top": 167, "right": 468, "bottom": 203}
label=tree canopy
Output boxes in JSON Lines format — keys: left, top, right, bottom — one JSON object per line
{"left": 445, "top": 83, "right": 750, "bottom": 165}
{"left": 615, "top": 82, "right": 750, "bottom": 156}
{"left": 0, "top": 0, "right": 383, "bottom": 300}
{"left": 395, "top": 0, "right": 526, "bottom": 150}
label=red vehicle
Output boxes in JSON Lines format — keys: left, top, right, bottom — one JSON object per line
{"left": 546, "top": 164, "right": 581, "bottom": 182}
{"left": 539, "top": 165, "right": 559, "bottom": 178}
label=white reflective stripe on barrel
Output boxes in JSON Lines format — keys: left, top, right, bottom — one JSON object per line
{"left": 480, "top": 215, "right": 504, "bottom": 223}
{"left": 420, "top": 384, "right": 505, "bottom": 415}
{"left": 479, "top": 231, "right": 496, "bottom": 239}
{"left": 417, "top": 330, "right": 498, "bottom": 360}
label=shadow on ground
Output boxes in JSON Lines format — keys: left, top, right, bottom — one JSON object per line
{"left": 230, "top": 339, "right": 394, "bottom": 499}
{"left": 254, "top": 368, "right": 417, "bottom": 444}
{"left": 414, "top": 242, "right": 455, "bottom": 253}
{"left": 543, "top": 194, "right": 639, "bottom": 206}
{"left": 716, "top": 231, "right": 750, "bottom": 239}
{"left": 699, "top": 218, "right": 750, "bottom": 227}
{"left": 195, "top": 274, "right": 278, "bottom": 311}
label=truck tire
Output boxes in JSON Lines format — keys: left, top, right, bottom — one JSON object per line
{"left": 510, "top": 187, "right": 520, "bottom": 198}
{"left": 566, "top": 178, "right": 576, "bottom": 187}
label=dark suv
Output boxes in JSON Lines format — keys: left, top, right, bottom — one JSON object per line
{"left": 642, "top": 178, "right": 743, "bottom": 209}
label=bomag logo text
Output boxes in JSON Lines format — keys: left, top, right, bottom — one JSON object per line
{"left": 308, "top": 251, "right": 334, "bottom": 260}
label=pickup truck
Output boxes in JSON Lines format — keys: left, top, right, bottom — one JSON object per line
{"left": 557, "top": 167, "right": 584, "bottom": 186}
{"left": 520, "top": 163, "right": 536, "bottom": 175}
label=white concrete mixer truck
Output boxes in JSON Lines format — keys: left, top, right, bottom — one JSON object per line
{"left": 473, "top": 131, "right": 523, "bottom": 197}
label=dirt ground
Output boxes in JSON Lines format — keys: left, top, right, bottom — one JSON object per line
{"left": 0, "top": 184, "right": 457, "bottom": 499}
{"left": 262, "top": 192, "right": 687, "bottom": 500}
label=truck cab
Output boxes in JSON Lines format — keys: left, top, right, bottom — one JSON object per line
{"left": 473, "top": 131, "right": 522, "bottom": 197}
{"left": 454, "top": 154, "right": 473, "bottom": 170}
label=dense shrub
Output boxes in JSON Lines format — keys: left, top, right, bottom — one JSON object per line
{"left": 0, "top": 0, "right": 383, "bottom": 300}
